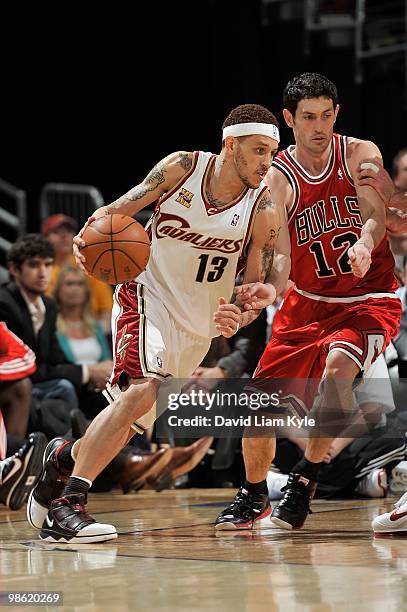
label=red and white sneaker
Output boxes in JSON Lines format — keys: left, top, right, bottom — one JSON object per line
{"left": 27, "top": 438, "right": 72, "bottom": 529}
{"left": 39, "top": 493, "right": 117, "bottom": 544}
{"left": 372, "top": 491, "right": 407, "bottom": 535}
{"left": 215, "top": 487, "right": 272, "bottom": 530}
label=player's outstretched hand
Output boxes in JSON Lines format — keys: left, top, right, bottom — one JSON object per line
{"left": 357, "top": 159, "right": 395, "bottom": 205}
{"left": 72, "top": 215, "right": 97, "bottom": 273}
{"left": 213, "top": 297, "right": 241, "bottom": 338}
{"left": 234, "top": 282, "right": 277, "bottom": 310}
{"left": 348, "top": 242, "right": 371, "bottom": 278}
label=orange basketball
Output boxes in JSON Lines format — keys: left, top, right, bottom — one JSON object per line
{"left": 80, "top": 214, "right": 150, "bottom": 284}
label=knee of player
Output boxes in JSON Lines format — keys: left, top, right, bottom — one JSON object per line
{"left": 324, "top": 350, "right": 360, "bottom": 380}
{"left": 120, "top": 378, "right": 159, "bottom": 413}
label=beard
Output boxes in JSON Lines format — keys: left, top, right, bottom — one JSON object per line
{"left": 239, "top": 174, "right": 259, "bottom": 189}
{"left": 234, "top": 147, "right": 259, "bottom": 189}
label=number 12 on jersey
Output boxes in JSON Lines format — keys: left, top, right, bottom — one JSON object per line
{"left": 195, "top": 254, "right": 228, "bottom": 283}
{"left": 309, "top": 231, "right": 358, "bottom": 278}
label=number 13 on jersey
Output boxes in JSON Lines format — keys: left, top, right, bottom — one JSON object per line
{"left": 195, "top": 254, "right": 229, "bottom": 283}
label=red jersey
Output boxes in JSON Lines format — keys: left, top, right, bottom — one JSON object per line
{"left": 0, "top": 322, "right": 36, "bottom": 381}
{"left": 0, "top": 322, "right": 36, "bottom": 458}
{"left": 273, "top": 134, "right": 398, "bottom": 297}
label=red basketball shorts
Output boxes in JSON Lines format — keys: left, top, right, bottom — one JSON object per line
{"left": 104, "top": 281, "right": 211, "bottom": 404}
{"left": 255, "top": 288, "right": 401, "bottom": 379}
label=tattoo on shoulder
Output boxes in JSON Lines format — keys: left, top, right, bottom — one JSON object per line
{"left": 256, "top": 192, "right": 275, "bottom": 214}
{"left": 178, "top": 152, "right": 193, "bottom": 171}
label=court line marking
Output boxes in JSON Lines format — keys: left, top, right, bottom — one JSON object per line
{"left": 0, "top": 502, "right": 383, "bottom": 527}
{"left": 18, "top": 542, "right": 383, "bottom": 568}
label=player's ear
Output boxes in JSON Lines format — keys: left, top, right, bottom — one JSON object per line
{"left": 283, "top": 108, "right": 294, "bottom": 128}
{"left": 334, "top": 104, "right": 340, "bottom": 122}
{"left": 224, "top": 136, "right": 235, "bottom": 153}
{"left": 8, "top": 261, "right": 16, "bottom": 276}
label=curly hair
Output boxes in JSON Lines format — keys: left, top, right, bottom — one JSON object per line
{"left": 222, "top": 104, "right": 279, "bottom": 130}
{"left": 7, "top": 233, "right": 55, "bottom": 269}
{"left": 283, "top": 73, "right": 338, "bottom": 116}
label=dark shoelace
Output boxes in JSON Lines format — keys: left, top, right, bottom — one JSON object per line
{"left": 221, "top": 491, "right": 257, "bottom": 521}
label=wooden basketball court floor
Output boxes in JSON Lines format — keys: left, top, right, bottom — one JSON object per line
{"left": 1, "top": 489, "right": 406, "bottom": 611}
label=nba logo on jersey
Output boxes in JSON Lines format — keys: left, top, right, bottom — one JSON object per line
{"left": 156, "top": 356, "right": 163, "bottom": 368}
{"left": 175, "top": 187, "right": 194, "bottom": 208}
{"left": 337, "top": 168, "right": 343, "bottom": 180}
{"left": 231, "top": 214, "right": 240, "bottom": 226}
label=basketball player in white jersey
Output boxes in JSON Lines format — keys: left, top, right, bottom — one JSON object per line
{"left": 27, "top": 104, "right": 291, "bottom": 543}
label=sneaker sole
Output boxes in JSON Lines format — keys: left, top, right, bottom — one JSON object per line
{"left": 8, "top": 434, "right": 47, "bottom": 511}
{"left": 215, "top": 507, "right": 272, "bottom": 531}
{"left": 373, "top": 529, "right": 407, "bottom": 536}
{"left": 269, "top": 516, "right": 294, "bottom": 530}
{"left": 27, "top": 438, "right": 65, "bottom": 529}
{"left": 39, "top": 530, "right": 118, "bottom": 544}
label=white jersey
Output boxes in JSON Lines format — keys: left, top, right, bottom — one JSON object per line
{"left": 137, "top": 151, "right": 267, "bottom": 338}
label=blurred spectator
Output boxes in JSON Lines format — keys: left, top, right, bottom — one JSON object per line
{"left": 393, "top": 254, "right": 407, "bottom": 377}
{"left": 42, "top": 214, "right": 113, "bottom": 332}
{"left": 389, "top": 148, "right": 407, "bottom": 270}
{"left": 53, "top": 266, "right": 113, "bottom": 419}
{"left": 0, "top": 234, "right": 110, "bottom": 435}
{"left": 268, "top": 355, "right": 406, "bottom": 500}
{"left": 0, "top": 321, "right": 47, "bottom": 510}
{"left": 0, "top": 322, "right": 35, "bottom": 445}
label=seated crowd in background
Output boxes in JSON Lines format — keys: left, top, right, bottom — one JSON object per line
{"left": 42, "top": 214, "right": 113, "bottom": 333}
{"left": 1, "top": 152, "right": 407, "bottom": 511}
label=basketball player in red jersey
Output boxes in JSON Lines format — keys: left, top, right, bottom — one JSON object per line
{"left": 215, "top": 73, "right": 401, "bottom": 531}
{"left": 27, "top": 104, "right": 292, "bottom": 544}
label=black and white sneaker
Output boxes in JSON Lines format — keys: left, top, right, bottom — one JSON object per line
{"left": 39, "top": 493, "right": 117, "bottom": 544}
{"left": 0, "top": 432, "right": 47, "bottom": 510}
{"left": 27, "top": 438, "right": 72, "bottom": 529}
{"left": 215, "top": 487, "right": 271, "bottom": 530}
{"left": 270, "top": 473, "right": 317, "bottom": 530}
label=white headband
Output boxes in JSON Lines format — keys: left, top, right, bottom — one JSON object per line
{"left": 222, "top": 122, "right": 280, "bottom": 143}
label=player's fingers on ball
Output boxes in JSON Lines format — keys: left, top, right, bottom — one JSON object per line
{"left": 76, "top": 253, "right": 86, "bottom": 265}
{"left": 73, "top": 236, "right": 85, "bottom": 247}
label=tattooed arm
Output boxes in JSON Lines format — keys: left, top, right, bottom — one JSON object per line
{"left": 233, "top": 170, "right": 291, "bottom": 311}
{"left": 97, "top": 151, "right": 193, "bottom": 218}
{"left": 214, "top": 189, "right": 285, "bottom": 336}
{"left": 264, "top": 167, "right": 291, "bottom": 296}
{"left": 73, "top": 151, "right": 193, "bottom": 268}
